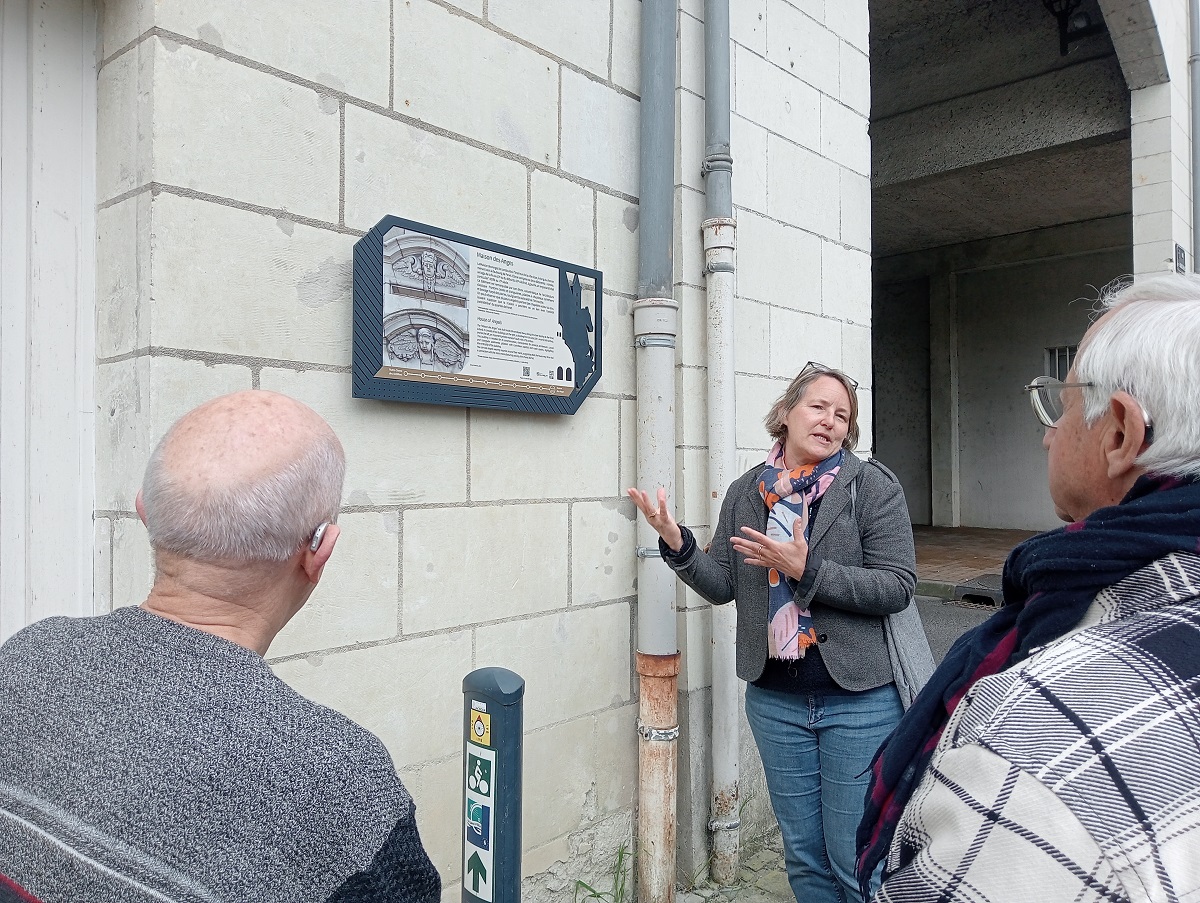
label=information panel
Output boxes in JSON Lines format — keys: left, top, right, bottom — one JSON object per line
{"left": 352, "top": 216, "right": 602, "bottom": 414}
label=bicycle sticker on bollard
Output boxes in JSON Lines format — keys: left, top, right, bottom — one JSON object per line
{"left": 462, "top": 667, "right": 524, "bottom": 903}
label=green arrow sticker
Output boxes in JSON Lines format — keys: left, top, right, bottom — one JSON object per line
{"left": 467, "top": 850, "right": 488, "bottom": 894}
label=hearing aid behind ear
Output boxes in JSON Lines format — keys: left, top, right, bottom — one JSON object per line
{"left": 309, "top": 522, "right": 330, "bottom": 552}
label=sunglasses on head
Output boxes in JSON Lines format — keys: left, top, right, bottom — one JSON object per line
{"left": 800, "top": 361, "right": 858, "bottom": 392}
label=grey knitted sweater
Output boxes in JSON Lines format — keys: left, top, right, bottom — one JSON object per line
{"left": 0, "top": 607, "right": 441, "bottom": 903}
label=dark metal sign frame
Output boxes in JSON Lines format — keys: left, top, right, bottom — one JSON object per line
{"left": 352, "top": 215, "right": 603, "bottom": 415}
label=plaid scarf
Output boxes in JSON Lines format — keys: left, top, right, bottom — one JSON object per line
{"left": 757, "top": 444, "right": 843, "bottom": 659}
{"left": 856, "top": 473, "right": 1200, "bottom": 890}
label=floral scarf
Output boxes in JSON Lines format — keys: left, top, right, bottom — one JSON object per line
{"left": 757, "top": 443, "right": 844, "bottom": 659}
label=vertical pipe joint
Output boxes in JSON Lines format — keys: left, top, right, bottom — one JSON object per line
{"left": 636, "top": 651, "right": 682, "bottom": 725}
{"left": 702, "top": 218, "right": 737, "bottom": 256}
{"left": 633, "top": 296, "right": 680, "bottom": 343}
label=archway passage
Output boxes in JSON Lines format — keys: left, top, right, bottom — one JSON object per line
{"left": 869, "top": 0, "right": 1132, "bottom": 534}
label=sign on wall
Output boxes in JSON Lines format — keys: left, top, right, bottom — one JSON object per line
{"left": 352, "top": 216, "right": 602, "bottom": 414}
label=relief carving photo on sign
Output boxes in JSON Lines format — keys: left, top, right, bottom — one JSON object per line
{"left": 381, "top": 229, "right": 470, "bottom": 375}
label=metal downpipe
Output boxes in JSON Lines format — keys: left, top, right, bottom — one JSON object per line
{"left": 1191, "top": 0, "right": 1200, "bottom": 270}
{"left": 635, "top": 2, "right": 679, "bottom": 902}
{"left": 702, "top": 0, "right": 739, "bottom": 886}
{"left": 702, "top": 223, "right": 738, "bottom": 885}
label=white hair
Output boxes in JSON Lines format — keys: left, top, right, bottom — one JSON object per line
{"left": 1075, "top": 274, "right": 1200, "bottom": 478}
{"left": 141, "top": 429, "right": 345, "bottom": 563}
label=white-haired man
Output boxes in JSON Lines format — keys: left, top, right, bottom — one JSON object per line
{"left": 858, "top": 275, "right": 1200, "bottom": 901}
{"left": 0, "top": 391, "right": 440, "bottom": 902}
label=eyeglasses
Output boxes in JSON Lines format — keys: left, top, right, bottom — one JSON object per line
{"left": 800, "top": 361, "right": 858, "bottom": 392}
{"left": 1023, "top": 376, "right": 1155, "bottom": 443}
{"left": 1023, "top": 376, "right": 1093, "bottom": 428}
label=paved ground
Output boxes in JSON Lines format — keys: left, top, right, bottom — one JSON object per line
{"left": 913, "top": 525, "right": 1035, "bottom": 594}
{"left": 914, "top": 595, "right": 993, "bottom": 662}
{"left": 678, "top": 529, "right": 1023, "bottom": 903}
{"left": 679, "top": 831, "right": 792, "bottom": 903}
{"left": 678, "top": 596, "right": 1000, "bottom": 903}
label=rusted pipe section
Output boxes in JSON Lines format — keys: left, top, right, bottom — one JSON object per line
{"left": 637, "top": 651, "right": 680, "bottom": 903}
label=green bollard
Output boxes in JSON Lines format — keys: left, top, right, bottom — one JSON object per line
{"left": 462, "top": 667, "right": 524, "bottom": 903}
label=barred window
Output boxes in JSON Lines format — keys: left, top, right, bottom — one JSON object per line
{"left": 1045, "top": 345, "right": 1077, "bottom": 382}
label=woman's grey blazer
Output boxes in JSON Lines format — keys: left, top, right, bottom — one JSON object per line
{"left": 665, "top": 451, "right": 918, "bottom": 691}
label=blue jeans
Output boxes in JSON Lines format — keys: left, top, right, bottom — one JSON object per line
{"left": 744, "top": 682, "right": 902, "bottom": 903}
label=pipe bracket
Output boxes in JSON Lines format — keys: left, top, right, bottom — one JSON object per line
{"left": 634, "top": 335, "right": 676, "bottom": 349}
{"left": 636, "top": 546, "right": 662, "bottom": 559}
{"left": 704, "top": 261, "right": 735, "bottom": 274}
{"left": 701, "top": 155, "right": 734, "bottom": 174}
{"left": 708, "top": 818, "right": 741, "bottom": 833}
{"left": 636, "top": 719, "right": 680, "bottom": 742}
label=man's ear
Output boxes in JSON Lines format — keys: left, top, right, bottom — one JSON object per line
{"left": 1103, "top": 391, "right": 1151, "bottom": 480}
{"left": 135, "top": 490, "right": 147, "bottom": 526}
{"left": 301, "top": 523, "right": 341, "bottom": 585}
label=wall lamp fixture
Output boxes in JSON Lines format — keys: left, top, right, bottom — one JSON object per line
{"left": 1042, "top": 0, "right": 1107, "bottom": 55}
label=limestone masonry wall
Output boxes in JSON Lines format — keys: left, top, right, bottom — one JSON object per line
{"left": 92, "top": 0, "right": 872, "bottom": 895}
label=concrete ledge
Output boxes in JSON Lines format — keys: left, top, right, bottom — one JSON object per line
{"left": 916, "top": 579, "right": 956, "bottom": 601}
{"left": 953, "top": 573, "right": 1004, "bottom": 607}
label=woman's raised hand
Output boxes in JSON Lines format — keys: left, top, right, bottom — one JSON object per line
{"left": 730, "top": 500, "right": 809, "bottom": 580}
{"left": 626, "top": 486, "right": 684, "bottom": 552}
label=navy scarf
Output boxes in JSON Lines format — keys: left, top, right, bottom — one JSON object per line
{"left": 856, "top": 474, "right": 1200, "bottom": 889}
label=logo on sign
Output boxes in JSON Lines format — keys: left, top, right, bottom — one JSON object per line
{"left": 466, "top": 799, "right": 492, "bottom": 851}
{"left": 470, "top": 710, "right": 491, "bottom": 746}
{"left": 467, "top": 753, "right": 492, "bottom": 797}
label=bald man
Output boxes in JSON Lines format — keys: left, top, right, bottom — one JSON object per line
{"left": 0, "top": 391, "right": 440, "bottom": 903}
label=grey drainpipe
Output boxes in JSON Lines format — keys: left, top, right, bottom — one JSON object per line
{"left": 1191, "top": 0, "right": 1200, "bottom": 270}
{"left": 700, "top": 0, "right": 739, "bottom": 887}
{"left": 633, "top": 2, "right": 679, "bottom": 901}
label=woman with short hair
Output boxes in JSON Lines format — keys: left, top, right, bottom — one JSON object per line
{"left": 629, "top": 362, "right": 932, "bottom": 903}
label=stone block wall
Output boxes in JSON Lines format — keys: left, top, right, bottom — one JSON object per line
{"left": 93, "top": 0, "right": 872, "bottom": 896}
{"left": 672, "top": 0, "right": 874, "bottom": 880}
{"left": 1126, "top": 0, "right": 1193, "bottom": 274}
